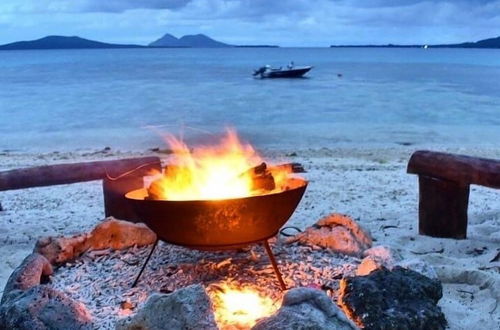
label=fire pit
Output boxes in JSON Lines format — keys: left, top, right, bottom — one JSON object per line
{"left": 125, "top": 130, "right": 308, "bottom": 289}
{"left": 125, "top": 177, "right": 307, "bottom": 249}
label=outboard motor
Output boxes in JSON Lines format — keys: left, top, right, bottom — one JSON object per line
{"left": 253, "top": 66, "right": 266, "bottom": 76}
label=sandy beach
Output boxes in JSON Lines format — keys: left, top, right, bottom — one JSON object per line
{"left": 0, "top": 146, "right": 499, "bottom": 329}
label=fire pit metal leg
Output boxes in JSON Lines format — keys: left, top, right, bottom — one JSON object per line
{"left": 263, "top": 240, "right": 287, "bottom": 291}
{"left": 132, "top": 239, "right": 159, "bottom": 288}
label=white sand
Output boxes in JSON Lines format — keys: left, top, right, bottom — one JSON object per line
{"left": 0, "top": 146, "right": 499, "bottom": 329}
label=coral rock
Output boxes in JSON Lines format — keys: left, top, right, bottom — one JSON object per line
{"left": 34, "top": 217, "right": 156, "bottom": 264}
{"left": 253, "top": 287, "right": 357, "bottom": 330}
{"left": 339, "top": 266, "right": 447, "bottom": 330}
{"left": 1, "top": 253, "right": 52, "bottom": 304}
{"left": 356, "top": 245, "right": 401, "bottom": 276}
{"left": 397, "top": 258, "right": 438, "bottom": 280}
{"left": 116, "top": 284, "right": 217, "bottom": 330}
{"left": 287, "top": 213, "right": 372, "bottom": 256}
{"left": 35, "top": 234, "right": 89, "bottom": 264}
{"left": 87, "top": 217, "right": 156, "bottom": 250}
{"left": 0, "top": 285, "right": 92, "bottom": 330}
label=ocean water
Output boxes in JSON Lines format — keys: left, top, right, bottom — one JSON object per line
{"left": 0, "top": 47, "right": 499, "bottom": 152}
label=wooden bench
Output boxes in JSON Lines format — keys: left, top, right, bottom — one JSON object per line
{"left": 407, "top": 150, "right": 500, "bottom": 239}
{"left": 0, "top": 157, "right": 161, "bottom": 222}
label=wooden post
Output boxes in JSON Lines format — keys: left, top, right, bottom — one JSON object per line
{"left": 418, "top": 175, "right": 470, "bottom": 239}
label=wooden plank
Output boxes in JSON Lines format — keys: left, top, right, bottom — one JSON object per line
{"left": 0, "top": 157, "right": 161, "bottom": 191}
{"left": 407, "top": 150, "right": 500, "bottom": 189}
{"left": 418, "top": 175, "right": 469, "bottom": 239}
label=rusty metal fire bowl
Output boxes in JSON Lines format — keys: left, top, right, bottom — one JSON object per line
{"left": 125, "top": 177, "right": 308, "bottom": 249}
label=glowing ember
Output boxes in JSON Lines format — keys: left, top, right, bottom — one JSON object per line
{"left": 148, "top": 129, "right": 291, "bottom": 201}
{"left": 208, "top": 283, "right": 280, "bottom": 329}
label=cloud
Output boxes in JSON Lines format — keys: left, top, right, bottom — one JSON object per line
{"left": 0, "top": 0, "right": 499, "bottom": 46}
{"left": 78, "top": 0, "right": 192, "bottom": 13}
{"left": 0, "top": 0, "right": 193, "bottom": 14}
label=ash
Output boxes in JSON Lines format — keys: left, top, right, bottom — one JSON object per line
{"left": 50, "top": 239, "right": 359, "bottom": 329}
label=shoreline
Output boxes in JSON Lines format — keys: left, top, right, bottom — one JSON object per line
{"left": 1, "top": 146, "right": 499, "bottom": 328}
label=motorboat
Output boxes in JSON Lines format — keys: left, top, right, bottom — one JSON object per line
{"left": 253, "top": 64, "right": 312, "bottom": 78}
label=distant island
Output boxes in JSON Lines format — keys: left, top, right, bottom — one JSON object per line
{"left": 5, "top": 34, "right": 498, "bottom": 51}
{"left": 0, "top": 33, "right": 280, "bottom": 50}
{"left": 150, "top": 33, "right": 278, "bottom": 48}
{"left": 149, "top": 33, "right": 230, "bottom": 48}
{"left": 330, "top": 35, "right": 500, "bottom": 49}
{"left": 0, "top": 36, "right": 144, "bottom": 50}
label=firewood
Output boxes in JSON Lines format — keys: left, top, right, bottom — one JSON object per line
{"left": 240, "top": 162, "right": 276, "bottom": 192}
{"left": 270, "top": 162, "right": 306, "bottom": 173}
{"left": 252, "top": 172, "right": 276, "bottom": 192}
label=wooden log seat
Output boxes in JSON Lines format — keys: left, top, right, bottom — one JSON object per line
{"left": 0, "top": 157, "right": 162, "bottom": 222}
{"left": 407, "top": 150, "right": 500, "bottom": 239}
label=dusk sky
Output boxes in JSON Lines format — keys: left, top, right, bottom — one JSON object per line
{"left": 0, "top": 0, "right": 498, "bottom": 46}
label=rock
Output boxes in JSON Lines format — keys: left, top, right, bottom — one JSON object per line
{"left": 0, "top": 285, "right": 92, "bottom": 330}
{"left": 87, "top": 217, "right": 156, "bottom": 250}
{"left": 35, "top": 234, "right": 90, "bottom": 264}
{"left": 116, "top": 284, "right": 217, "bottom": 330}
{"left": 356, "top": 256, "right": 381, "bottom": 276}
{"left": 34, "top": 217, "right": 156, "bottom": 264}
{"left": 356, "top": 245, "right": 401, "bottom": 276}
{"left": 287, "top": 213, "right": 372, "bottom": 256}
{"left": 253, "top": 287, "right": 356, "bottom": 330}
{"left": 1, "top": 253, "right": 53, "bottom": 304}
{"left": 363, "top": 245, "right": 401, "bottom": 261}
{"left": 0, "top": 253, "right": 91, "bottom": 329}
{"left": 339, "top": 266, "right": 447, "bottom": 330}
{"left": 0, "top": 201, "right": 3, "bottom": 211}
{"left": 357, "top": 248, "right": 438, "bottom": 280}
{"left": 397, "top": 258, "right": 438, "bottom": 280}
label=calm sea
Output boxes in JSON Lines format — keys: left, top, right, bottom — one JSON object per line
{"left": 1, "top": 47, "right": 499, "bottom": 152}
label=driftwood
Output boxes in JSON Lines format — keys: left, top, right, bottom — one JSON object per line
{"left": 0, "top": 157, "right": 161, "bottom": 191}
{"left": 0, "top": 157, "right": 161, "bottom": 222}
{"left": 407, "top": 150, "right": 500, "bottom": 239}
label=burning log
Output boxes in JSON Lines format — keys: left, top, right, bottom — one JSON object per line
{"left": 146, "top": 162, "right": 304, "bottom": 201}
{"left": 241, "top": 162, "right": 276, "bottom": 192}
{"left": 270, "top": 162, "right": 306, "bottom": 173}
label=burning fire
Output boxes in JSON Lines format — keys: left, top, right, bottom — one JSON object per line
{"left": 148, "top": 129, "right": 291, "bottom": 201}
{"left": 208, "top": 282, "right": 280, "bottom": 329}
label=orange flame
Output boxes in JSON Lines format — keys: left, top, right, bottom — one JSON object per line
{"left": 208, "top": 282, "right": 280, "bottom": 329}
{"left": 148, "top": 129, "right": 290, "bottom": 201}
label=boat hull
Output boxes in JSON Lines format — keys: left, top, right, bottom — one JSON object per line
{"left": 260, "top": 66, "right": 312, "bottom": 78}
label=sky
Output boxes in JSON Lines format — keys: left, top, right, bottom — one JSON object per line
{"left": 0, "top": 0, "right": 498, "bottom": 46}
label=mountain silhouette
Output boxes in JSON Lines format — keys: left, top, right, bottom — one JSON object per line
{"left": 149, "top": 33, "right": 231, "bottom": 48}
{"left": 0, "top": 36, "right": 143, "bottom": 50}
